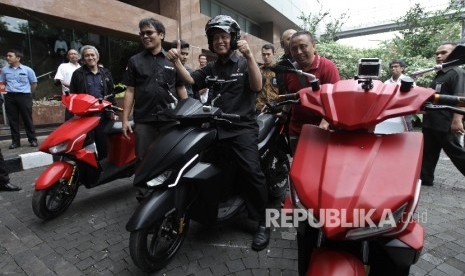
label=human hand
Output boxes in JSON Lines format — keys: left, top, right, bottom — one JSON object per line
{"left": 166, "top": 48, "right": 181, "bottom": 63}
{"left": 122, "top": 120, "right": 133, "bottom": 139}
{"left": 451, "top": 118, "right": 464, "bottom": 135}
{"left": 236, "top": 33, "right": 252, "bottom": 59}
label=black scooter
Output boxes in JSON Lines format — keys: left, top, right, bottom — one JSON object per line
{"left": 125, "top": 78, "right": 290, "bottom": 272}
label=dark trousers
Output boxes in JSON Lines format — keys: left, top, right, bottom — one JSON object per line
{"left": 92, "top": 116, "right": 110, "bottom": 160}
{"left": 221, "top": 131, "right": 268, "bottom": 221}
{"left": 134, "top": 121, "right": 178, "bottom": 163}
{"left": 4, "top": 93, "right": 36, "bottom": 144}
{"left": 421, "top": 127, "right": 465, "bottom": 183}
{"left": 0, "top": 149, "right": 10, "bottom": 185}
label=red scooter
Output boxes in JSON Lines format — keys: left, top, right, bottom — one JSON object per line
{"left": 273, "top": 47, "right": 465, "bottom": 275}
{"left": 32, "top": 93, "right": 136, "bottom": 220}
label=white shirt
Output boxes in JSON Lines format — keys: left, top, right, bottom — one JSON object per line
{"left": 54, "top": 39, "right": 68, "bottom": 53}
{"left": 384, "top": 73, "right": 407, "bottom": 84}
{"left": 54, "top": 62, "right": 81, "bottom": 93}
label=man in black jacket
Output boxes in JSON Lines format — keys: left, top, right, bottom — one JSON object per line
{"left": 421, "top": 42, "right": 465, "bottom": 186}
{"left": 69, "top": 45, "right": 117, "bottom": 160}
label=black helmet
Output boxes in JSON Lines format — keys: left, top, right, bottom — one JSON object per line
{"left": 205, "top": 15, "right": 241, "bottom": 53}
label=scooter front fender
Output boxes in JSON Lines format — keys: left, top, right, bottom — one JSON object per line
{"left": 126, "top": 188, "right": 175, "bottom": 232}
{"left": 307, "top": 248, "right": 365, "bottom": 276}
{"left": 35, "top": 161, "right": 74, "bottom": 190}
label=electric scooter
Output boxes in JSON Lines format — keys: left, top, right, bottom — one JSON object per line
{"left": 125, "top": 77, "right": 290, "bottom": 272}
{"left": 32, "top": 93, "right": 136, "bottom": 220}
{"left": 273, "top": 46, "right": 465, "bottom": 275}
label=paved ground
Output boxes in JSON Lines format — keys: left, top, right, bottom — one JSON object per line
{"left": 0, "top": 142, "right": 465, "bottom": 275}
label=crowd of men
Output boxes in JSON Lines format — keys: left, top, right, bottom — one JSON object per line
{"left": 0, "top": 15, "right": 464, "bottom": 252}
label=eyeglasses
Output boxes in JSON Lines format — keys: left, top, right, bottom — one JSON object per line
{"left": 139, "top": 30, "right": 157, "bottom": 37}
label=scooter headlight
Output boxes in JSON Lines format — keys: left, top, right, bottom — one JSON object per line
{"left": 49, "top": 142, "right": 69, "bottom": 154}
{"left": 147, "top": 171, "right": 173, "bottom": 187}
{"left": 345, "top": 202, "right": 408, "bottom": 240}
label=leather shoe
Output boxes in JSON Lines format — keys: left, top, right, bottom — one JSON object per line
{"left": 30, "top": 141, "right": 38, "bottom": 147}
{"left": 0, "top": 183, "right": 22, "bottom": 191}
{"left": 252, "top": 225, "right": 270, "bottom": 251}
{"left": 422, "top": 180, "right": 434, "bottom": 186}
{"left": 8, "top": 143, "right": 20, "bottom": 149}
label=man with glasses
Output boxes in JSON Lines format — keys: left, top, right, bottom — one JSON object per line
{"left": 121, "top": 18, "right": 187, "bottom": 196}
{"left": 384, "top": 59, "right": 414, "bottom": 130}
{"left": 168, "top": 15, "right": 269, "bottom": 251}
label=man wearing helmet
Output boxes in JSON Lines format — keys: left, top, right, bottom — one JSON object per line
{"left": 167, "top": 15, "right": 269, "bottom": 251}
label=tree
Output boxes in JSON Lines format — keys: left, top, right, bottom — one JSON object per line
{"left": 390, "top": 0, "right": 463, "bottom": 58}
{"left": 298, "top": 1, "right": 348, "bottom": 43}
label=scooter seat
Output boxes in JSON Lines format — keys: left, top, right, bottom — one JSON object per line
{"left": 257, "top": 113, "right": 275, "bottom": 142}
{"left": 104, "top": 120, "right": 135, "bottom": 134}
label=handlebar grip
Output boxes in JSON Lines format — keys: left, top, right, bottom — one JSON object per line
{"left": 220, "top": 113, "right": 241, "bottom": 121}
{"left": 111, "top": 106, "right": 124, "bottom": 112}
{"left": 278, "top": 93, "right": 299, "bottom": 101}
{"left": 432, "top": 94, "right": 465, "bottom": 107}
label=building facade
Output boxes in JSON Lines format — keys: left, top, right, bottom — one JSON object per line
{"left": 0, "top": 0, "right": 304, "bottom": 98}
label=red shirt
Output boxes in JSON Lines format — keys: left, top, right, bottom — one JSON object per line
{"left": 284, "top": 53, "right": 340, "bottom": 135}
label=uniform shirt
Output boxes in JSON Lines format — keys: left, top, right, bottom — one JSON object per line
{"left": 256, "top": 65, "right": 279, "bottom": 110}
{"left": 285, "top": 53, "right": 340, "bottom": 135}
{"left": 54, "top": 62, "right": 81, "bottom": 93}
{"left": 0, "top": 64, "right": 37, "bottom": 93}
{"left": 191, "top": 51, "right": 259, "bottom": 139}
{"left": 423, "top": 66, "right": 465, "bottom": 132}
{"left": 123, "top": 49, "right": 183, "bottom": 123}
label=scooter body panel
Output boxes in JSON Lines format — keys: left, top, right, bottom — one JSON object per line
{"left": 290, "top": 124, "right": 424, "bottom": 239}
{"left": 39, "top": 116, "right": 100, "bottom": 153}
{"left": 298, "top": 80, "right": 436, "bottom": 130}
{"left": 306, "top": 248, "right": 365, "bottom": 276}
{"left": 133, "top": 125, "right": 217, "bottom": 187}
{"left": 35, "top": 161, "right": 74, "bottom": 190}
{"left": 126, "top": 188, "right": 175, "bottom": 231}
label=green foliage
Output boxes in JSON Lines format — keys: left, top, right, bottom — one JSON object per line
{"left": 317, "top": 42, "right": 384, "bottom": 80}
{"left": 391, "top": 1, "right": 463, "bottom": 58}
{"left": 301, "top": 0, "right": 463, "bottom": 87}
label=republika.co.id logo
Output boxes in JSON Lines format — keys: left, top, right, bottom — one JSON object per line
{"left": 265, "top": 208, "right": 427, "bottom": 228}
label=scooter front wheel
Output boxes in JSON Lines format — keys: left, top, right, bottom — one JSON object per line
{"left": 32, "top": 175, "right": 79, "bottom": 220}
{"left": 129, "top": 210, "right": 190, "bottom": 272}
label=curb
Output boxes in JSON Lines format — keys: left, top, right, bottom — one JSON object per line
{"left": 5, "top": 152, "right": 53, "bottom": 173}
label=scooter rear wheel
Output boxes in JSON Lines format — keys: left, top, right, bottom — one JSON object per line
{"left": 129, "top": 210, "right": 190, "bottom": 272}
{"left": 32, "top": 174, "right": 79, "bottom": 220}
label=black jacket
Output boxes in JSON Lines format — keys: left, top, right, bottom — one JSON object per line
{"left": 69, "top": 66, "right": 116, "bottom": 105}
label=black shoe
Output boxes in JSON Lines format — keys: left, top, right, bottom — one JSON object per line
{"left": 0, "top": 183, "right": 22, "bottom": 191}
{"left": 422, "top": 180, "right": 434, "bottom": 186}
{"left": 252, "top": 225, "right": 270, "bottom": 251}
{"left": 8, "top": 143, "right": 20, "bottom": 149}
{"left": 30, "top": 141, "right": 38, "bottom": 147}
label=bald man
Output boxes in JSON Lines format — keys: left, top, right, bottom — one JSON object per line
{"left": 276, "top": 29, "right": 297, "bottom": 94}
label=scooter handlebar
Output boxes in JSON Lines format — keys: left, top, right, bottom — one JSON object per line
{"left": 431, "top": 94, "right": 465, "bottom": 107}
{"left": 423, "top": 94, "right": 465, "bottom": 115}
{"left": 278, "top": 93, "right": 300, "bottom": 101}
{"left": 220, "top": 113, "right": 241, "bottom": 121}
{"left": 111, "top": 105, "right": 124, "bottom": 112}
